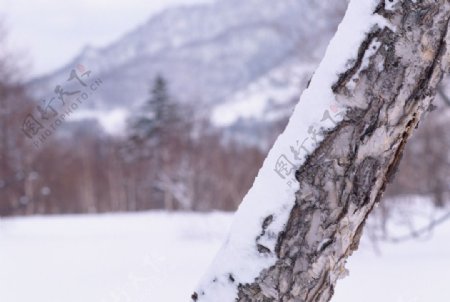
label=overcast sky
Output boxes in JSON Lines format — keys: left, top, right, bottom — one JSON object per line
{"left": 0, "top": 0, "right": 215, "bottom": 78}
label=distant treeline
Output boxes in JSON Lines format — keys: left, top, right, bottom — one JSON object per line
{"left": 1, "top": 29, "right": 450, "bottom": 217}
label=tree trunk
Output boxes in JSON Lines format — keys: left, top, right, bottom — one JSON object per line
{"left": 194, "top": 1, "right": 450, "bottom": 301}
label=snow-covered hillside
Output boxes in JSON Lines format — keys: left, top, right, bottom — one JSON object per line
{"left": 0, "top": 203, "right": 449, "bottom": 302}
{"left": 28, "top": 0, "right": 346, "bottom": 137}
{"left": 212, "top": 60, "right": 316, "bottom": 128}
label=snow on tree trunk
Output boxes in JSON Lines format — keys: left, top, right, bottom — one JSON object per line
{"left": 193, "top": 1, "right": 450, "bottom": 301}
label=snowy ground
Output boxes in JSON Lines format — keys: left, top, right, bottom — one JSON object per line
{"left": 0, "top": 206, "right": 449, "bottom": 302}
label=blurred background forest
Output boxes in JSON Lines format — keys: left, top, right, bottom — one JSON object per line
{"left": 1, "top": 0, "right": 450, "bottom": 220}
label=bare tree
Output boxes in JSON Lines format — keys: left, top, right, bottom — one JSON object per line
{"left": 194, "top": 1, "right": 450, "bottom": 301}
{"left": 0, "top": 21, "right": 35, "bottom": 215}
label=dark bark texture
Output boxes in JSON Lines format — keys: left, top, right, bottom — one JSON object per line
{"left": 235, "top": 1, "right": 450, "bottom": 302}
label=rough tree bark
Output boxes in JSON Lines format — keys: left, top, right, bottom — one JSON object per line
{"left": 194, "top": 1, "right": 450, "bottom": 301}
{"left": 237, "top": 2, "right": 450, "bottom": 301}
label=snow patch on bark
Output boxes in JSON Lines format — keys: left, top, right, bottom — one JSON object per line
{"left": 385, "top": 0, "right": 401, "bottom": 11}
{"left": 193, "top": 1, "right": 390, "bottom": 301}
{"left": 347, "top": 40, "right": 382, "bottom": 91}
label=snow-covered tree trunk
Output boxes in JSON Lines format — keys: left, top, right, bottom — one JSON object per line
{"left": 193, "top": 1, "right": 450, "bottom": 301}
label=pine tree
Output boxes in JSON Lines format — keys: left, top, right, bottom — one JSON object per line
{"left": 130, "top": 76, "right": 171, "bottom": 147}
{"left": 125, "top": 75, "right": 184, "bottom": 210}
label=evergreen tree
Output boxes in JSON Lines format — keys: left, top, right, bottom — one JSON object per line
{"left": 128, "top": 75, "right": 178, "bottom": 152}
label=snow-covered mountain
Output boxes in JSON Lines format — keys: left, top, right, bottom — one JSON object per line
{"left": 28, "top": 0, "right": 346, "bottom": 136}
